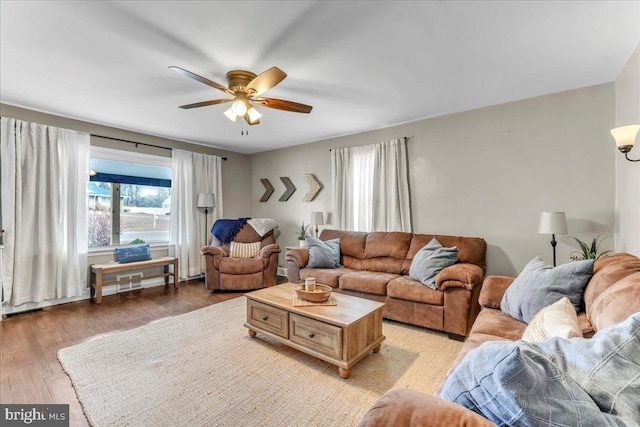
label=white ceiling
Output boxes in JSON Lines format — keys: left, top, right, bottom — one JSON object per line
{"left": 1, "top": 1, "right": 638, "bottom": 154}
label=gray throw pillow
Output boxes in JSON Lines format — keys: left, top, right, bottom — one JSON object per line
{"left": 409, "top": 238, "right": 459, "bottom": 290}
{"left": 306, "top": 235, "right": 341, "bottom": 268}
{"left": 500, "top": 256, "right": 594, "bottom": 323}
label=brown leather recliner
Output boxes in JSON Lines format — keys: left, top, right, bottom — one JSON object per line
{"left": 201, "top": 223, "right": 281, "bottom": 291}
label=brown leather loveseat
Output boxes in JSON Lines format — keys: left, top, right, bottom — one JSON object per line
{"left": 286, "top": 229, "right": 487, "bottom": 338}
{"left": 359, "top": 252, "right": 640, "bottom": 426}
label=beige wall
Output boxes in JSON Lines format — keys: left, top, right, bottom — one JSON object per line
{"left": 250, "top": 84, "right": 616, "bottom": 276}
{"left": 614, "top": 43, "right": 640, "bottom": 256}
{"left": 0, "top": 103, "right": 253, "bottom": 219}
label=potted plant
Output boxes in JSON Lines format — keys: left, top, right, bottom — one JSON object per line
{"left": 569, "top": 235, "right": 612, "bottom": 261}
{"left": 297, "top": 222, "right": 310, "bottom": 247}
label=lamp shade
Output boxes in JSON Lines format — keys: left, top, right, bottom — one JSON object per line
{"left": 224, "top": 107, "right": 237, "bottom": 122}
{"left": 538, "top": 212, "right": 568, "bottom": 235}
{"left": 310, "top": 212, "right": 324, "bottom": 226}
{"left": 196, "top": 193, "right": 216, "bottom": 208}
{"left": 610, "top": 125, "right": 639, "bottom": 148}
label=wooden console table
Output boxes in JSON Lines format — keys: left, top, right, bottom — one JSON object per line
{"left": 90, "top": 257, "right": 178, "bottom": 304}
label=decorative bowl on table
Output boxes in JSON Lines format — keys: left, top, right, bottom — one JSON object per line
{"left": 295, "top": 284, "right": 332, "bottom": 303}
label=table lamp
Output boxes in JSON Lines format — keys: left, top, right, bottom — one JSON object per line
{"left": 310, "top": 212, "right": 324, "bottom": 237}
{"left": 538, "top": 211, "right": 568, "bottom": 266}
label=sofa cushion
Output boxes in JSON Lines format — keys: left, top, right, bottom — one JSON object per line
{"left": 409, "top": 238, "right": 459, "bottom": 290}
{"left": 306, "top": 235, "right": 341, "bottom": 268}
{"left": 441, "top": 313, "right": 640, "bottom": 427}
{"left": 319, "top": 229, "right": 367, "bottom": 269}
{"left": 364, "top": 232, "right": 412, "bottom": 259}
{"left": 500, "top": 256, "right": 594, "bottom": 323}
{"left": 588, "top": 271, "right": 640, "bottom": 332}
{"left": 361, "top": 231, "right": 411, "bottom": 273}
{"left": 583, "top": 253, "right": 640, "bottom": 313}
{"left": 218, "top": 257, "right": 264, "bottom": 274}
{"left": 339, "top": 271, "right": 400, "bottom": 295}
{"left": 468, "top": 308, "right": 527, "bottom": 341}
{"left": 403, "top": 234, "right": 487, "bottom": 274}
{"left": 386, "top": 276, "right": 444, "bottom": 305}
{"left": 522, "top": 297, "right": 583, "bottom": 342}
{"left": 300, "top": 267, "right": 355, "bottom": 288}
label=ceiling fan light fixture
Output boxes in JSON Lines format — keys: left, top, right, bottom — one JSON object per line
{"left": 224, "top": 107, "right": 237, "bottom": 122}
{"left": 231, "top": 100, "right": 247, "bottom": 116}
{"left": 247, "top": 106, "right": 262, "bottom": 123}
{"left": 172, "top": 65, "right": 313, "bottom": 126}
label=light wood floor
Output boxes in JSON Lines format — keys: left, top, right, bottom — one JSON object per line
{"left": 0, "top": 280, "right": 247, "bottom": 426}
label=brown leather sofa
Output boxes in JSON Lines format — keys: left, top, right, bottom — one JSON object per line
{"left": 286, "top": 229, "right": 487, "bottom": 338}
{"left": 201, "top": 223, "right": 281, "bottom": 291}
{"left": 358, "top": 253, "right": 640, "bottom": 427}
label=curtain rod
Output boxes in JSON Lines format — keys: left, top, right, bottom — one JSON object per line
{"left": 328, "top": 136, "right": 408, "bottom": 151}
{"left": 91, "top": 134, "right": 228, "bottom": 161}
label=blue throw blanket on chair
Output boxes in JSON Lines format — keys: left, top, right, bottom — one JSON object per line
{"left": 212, "top": 217, "right": 250, "bottom": 244}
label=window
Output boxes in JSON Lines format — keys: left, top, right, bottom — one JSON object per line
{"left": 88, "top": 148, "right": 172, "bottom": 248}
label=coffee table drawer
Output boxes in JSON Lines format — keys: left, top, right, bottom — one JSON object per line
{"left": 290, "top": 313, "right": 343, "bottom": 360}
{"left": 247, "top": 300, "right": 289, "bottom": 338}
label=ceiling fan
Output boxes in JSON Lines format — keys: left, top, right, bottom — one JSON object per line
{"left": 170, "top": 66, "right": 313, "bottom": 126}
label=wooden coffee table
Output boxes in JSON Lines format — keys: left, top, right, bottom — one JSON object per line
{"left": 244, "top": 282, "right": 385, "bottom": 379}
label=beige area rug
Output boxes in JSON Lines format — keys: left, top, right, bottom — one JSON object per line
{"left": 58, "top": 297, "right": 462, "bottom": 427}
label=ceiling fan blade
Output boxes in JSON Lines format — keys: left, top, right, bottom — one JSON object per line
{"left": 244, "top": 114, "right": 260, "bottom": 126}
{"left": 179, "top": 99, "right": 233, "bottom": 109}
{"left": 245, "top": 67, "right": 287, "bottom": 96}
{"left": 169, "top": 66, "right": 232, "bottom": 95}
{"left": 256, "top": 97, "right": 313, "bottom": 114}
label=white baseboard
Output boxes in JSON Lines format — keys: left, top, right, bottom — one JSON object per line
{"left": 277, "top": 267, "right": 287, "bottom": 277}
{"left": 2, "top": 278, "right": 167, "bottom": 317}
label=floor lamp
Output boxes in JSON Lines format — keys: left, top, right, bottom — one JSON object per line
{"left": 538, "top": 211, "right": 567, "bottom": 267}
{"left": 197, "top": 193, "right": 216, "bottom": 246}
{"left": 310, "top": 212, "right": 324, "bottom": 237}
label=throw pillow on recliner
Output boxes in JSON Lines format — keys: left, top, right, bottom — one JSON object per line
{"left": 306, "top": 235, "right": 341, "bottom": 268}
{"left": 409, "top": 238, "right": 459, "bottom": 290}
{"left": 229, "top": 241, "right": 261, "bottom": 258}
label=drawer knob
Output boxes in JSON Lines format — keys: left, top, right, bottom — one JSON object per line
{"left": 308, "top": 333, "right": 315, "bottom": 339}
{"left": 262, "top": 315, "right": 269, "bottom": 321}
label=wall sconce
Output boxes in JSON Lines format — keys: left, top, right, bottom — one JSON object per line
{"left": 611, "top": 125, "right": 640, "bottom": 162}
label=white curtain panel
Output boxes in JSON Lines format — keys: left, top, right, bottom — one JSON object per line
{"left": 331, "top": 138, "right": 411, "bottom": 233}
{"left": 170, "top": 149, "right": 222, "bottom": 279}
{"left": 372, "top": 138, "right": 412, "bottom": 232}
{"left": 0, "top": 118, "right": 90, "bottom": 306}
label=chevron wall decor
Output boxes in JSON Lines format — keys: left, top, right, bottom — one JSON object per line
{"left": 278, "top": 177, "right": 296, "bottom": 201}
{"left": 259, "top": 179, "right": 274, "bottom": 202}
{"left": 302, "top": 174, "right": 323, "bottom": 202}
